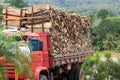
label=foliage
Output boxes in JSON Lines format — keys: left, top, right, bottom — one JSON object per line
{"left": 102, "top": 34, "right": 116, "bottom": 50}
{"left": 0, "top": 0, "right": 119, "bottom": 16}
{"left": 0, "top": 5, "right": 3, "bottom": 20}
{"left": 0, "top": 0, "right": 28, "bottom": 20}
{"left": 0, "top": 0, "right": 4, "bottom": 21}
{"left": 4, "top": 0, "right": 28, "bottom": 8}
{"left": 27, "top": 0, "right": 120, "bottom": 15}
{"left": 116, "top": 43, "right": 120, "bottom": 53}
{"left": 82, "top": 51, "right": 120, "bottom": 80}
{"left": 88, "top": 14, "right": 97, "bottom": 25}
{"left": 0, "top": 28, "right": 33, "bottom": 79}
{"left": 0, "top": 5, "right": 3, "bottom": 14}
{"left": 91, "top": 17, "right": 120, "bottom": 51}
{"left": 97, "top": 9, "right": 109, "bottom": 19}
{"left": 67, "top": 10, "right": 77, "bottom": 14}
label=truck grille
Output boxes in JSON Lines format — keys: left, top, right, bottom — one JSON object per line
{"left": 3, "top": 63, "right": 15, "bottom": 75}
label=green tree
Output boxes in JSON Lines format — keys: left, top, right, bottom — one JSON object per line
{"left": 0, "top": 29, "right": 33, "bottom": 79}
{"left": 0, "top": 0, "right": 4, "bottom": 20}
{"left": 88, "top": 14, "right": 97, "bottom": 25}
{"left": 4, "top": 0, "right": 28, "bottom": 8}
{"left": 93, "top": 17, "right": 120, "bottom": 51}
{"left": 82, "top": 51, "right": 120, "bottom": 80}
{"left": 97, "top": 9, "right": 109, "bottom": 19}
{"left": 68, "top": 10, "right": 76, "bottom": 13}
{"left": 102, "top": 34, "right": 115, "bottom": 50}
{"left": 116, "top": 42, "right": 120, "bottom": 53}
{"left": 0, "top": 0, "right": 9, "bottom": 21}
{"left": 0, "top": 5, "right": 3, "bottom": 21}
{"left": 0, "top": 5, "right": 3, "bottom": 14}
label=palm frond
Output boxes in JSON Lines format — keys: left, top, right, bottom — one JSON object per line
{"left": 0, "top": 29, "right": 33, "bottom": 79}
{"left": 0, "top": 64, "right": 7, "bottom": 80}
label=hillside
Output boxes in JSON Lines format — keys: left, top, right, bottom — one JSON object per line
{"left": 27, "top": 0, "right": 120, "bottom": 15}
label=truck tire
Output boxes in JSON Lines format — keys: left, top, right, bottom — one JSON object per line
{"left": 68, "top": 63, "right": 76, "bottom": 80}
{"left": 74, "top": 67, "right": 81, "bottom": 80}
{"left": 61, "top": 72, "right": 67, "bottom": 80}
{"left": 68, "top": 69, "right": 75, "bottom": 80}
{"left": 74, "top": 67, "right": 85, "bottom": 80}
{"left": 40, "top": 75, "right": 48, "bottom": 80}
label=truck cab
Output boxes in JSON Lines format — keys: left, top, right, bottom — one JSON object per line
{"left": 2, "top": 30, "right": 51, "bottom": 80}
{"left": 29, "top": 32, "right": 51, "bottom": 80}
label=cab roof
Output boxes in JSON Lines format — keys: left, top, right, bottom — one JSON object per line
{"left": 2, "top": 29, "right": 39, "bottom": 37}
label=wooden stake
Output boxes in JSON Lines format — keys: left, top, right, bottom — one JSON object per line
{"left": 31, "top": 6, "right": 34, "bottom": 32}
{"left": 5, "top": 7, "right": 8, "bottom": 26}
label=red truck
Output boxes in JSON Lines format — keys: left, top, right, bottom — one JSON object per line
{"left": 0, "top": 7, "right": 93, "bottom": 80}
{"left": 0, "top": 30, "right": 92, "bottom": 80}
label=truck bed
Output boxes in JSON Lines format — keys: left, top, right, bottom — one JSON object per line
{"left": 51, "top": 53, "right": 89, "bottom": 67}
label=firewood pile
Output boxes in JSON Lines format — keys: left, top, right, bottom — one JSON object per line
{"left": 2, "top": 4, "right": 93, "bottom": 56}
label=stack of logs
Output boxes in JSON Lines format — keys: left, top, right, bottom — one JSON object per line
{"left": 2, "top": 4, "right": 93, "bottom": 56}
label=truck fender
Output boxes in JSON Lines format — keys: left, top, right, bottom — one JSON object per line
{"left": 34, "top": 67, "right": 48, "bottom": 80}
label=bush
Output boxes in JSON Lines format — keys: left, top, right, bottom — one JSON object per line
{"left": 92, "top": 17, "right": 120, "bottom": 51}
{"left": 82, "top": 51, "right": 120, "bottom": 80}
{"left": 116, "top": 44, "right": 120, "bottom": 53}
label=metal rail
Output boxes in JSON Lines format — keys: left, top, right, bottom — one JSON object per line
{"left": 31, "top": 6, "right": 34, "bottom": 32}
{"left": 5, "top": 7, "right": 8, "bottom": 26}
{"left": 1, "top": 15, "right": 51, "bottom": 21}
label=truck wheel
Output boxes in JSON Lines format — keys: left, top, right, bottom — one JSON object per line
{"left": 68, "top": 69, "right": 75, "bottom": 80}
{"left": 61, "top": 72, "right": 67, "bottom": 80}
{"left": 74, "top": 67, "right": 81, "bottom": 80}
{"left": 40, "top": 75, "right": 48, "bottom": 80}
